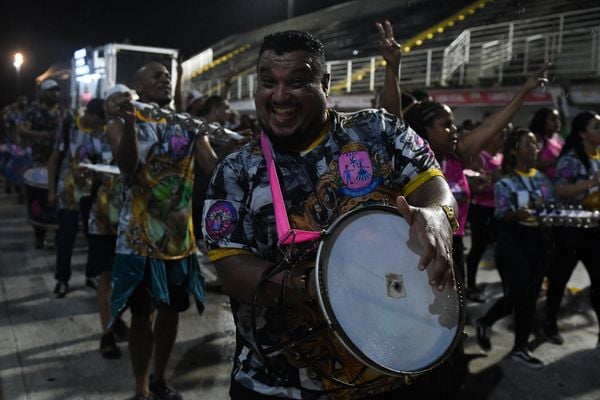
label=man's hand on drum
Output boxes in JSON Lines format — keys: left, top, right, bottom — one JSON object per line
{"left": 396, "top": 196, "right": 455, "bottom": 291}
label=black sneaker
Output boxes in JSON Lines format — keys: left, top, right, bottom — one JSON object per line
{"left": 543, "top": 321, "right": 564, "bottom": 345}
{"left": 54, "top": 281, "right": 68, "bottom": 298}
{"left": 509, "top": 348, "right": 544, "bottom": 369}
{"left": 85, "top": 277, "right": 99, "bottom": 291}
{"left": 149, "top": 375, "right": 183, "bottom": 400}
{"left": 99, "top": 332, "right": 121, "bottom": 359}
{"left": 476, "top": 319, "right": 492, "bottom": 351}
{"left": 112, "top": 318, "right": 129, "bottom": 342}
{"left": 465, "top": 287, "right": 486, "bottom": 303}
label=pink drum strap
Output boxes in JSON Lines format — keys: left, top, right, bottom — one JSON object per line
{"left": 261, "top": 133, "right": 321, "bottom": 245}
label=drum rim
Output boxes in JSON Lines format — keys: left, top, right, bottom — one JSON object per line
{"left": 23, "top": 166, "right": 49, "bottom": 189}
{"left": 315, "top": 204, "right": 466, "bottom": 377}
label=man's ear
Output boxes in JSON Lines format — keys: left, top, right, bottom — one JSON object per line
{"left": 321, "top": 73, "right": 331, "bottom": 97}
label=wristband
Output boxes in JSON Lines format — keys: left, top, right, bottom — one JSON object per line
{"left": 435, "top": 204, "right": 459, "bottom": 233}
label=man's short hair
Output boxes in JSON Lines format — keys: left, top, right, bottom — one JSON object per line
{"left": 86, "top": 98, "right": 106, "bottom": 120}
{"left": 258, "top": 30, "right": 326, "bottom": 75}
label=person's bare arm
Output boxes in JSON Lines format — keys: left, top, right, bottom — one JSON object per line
{"left": 47, "top": 148, "right": 62, "bottom": 208}
{"left": 456, "top": 63, "right": 550, "bottom": 165}
{"left": 194, "top": 134, "right": 218, "bottom": 177}
{"left": 556, "top": 172, "right": 600, "bottom": 200}
{"left": 399, "top": 175, "right": 458, "bottom": 290}
{"left": 17, "top": 121, "right": 52, "bottom": 141}
{"left": 377, "top": 20, "right": 403, "bottom": 119}
{"left": 105, "top": 101, "right": 139, "bottom": 175}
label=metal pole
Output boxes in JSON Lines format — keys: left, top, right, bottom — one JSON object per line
{"left": 287, "top": 0, "right": 294, "bottom": 19}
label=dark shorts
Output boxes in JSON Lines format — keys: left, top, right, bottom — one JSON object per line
{"left": 128, "top": 259, "right": 191, "bottom": 316}
{"left": 87, "top": 234, "right": 116, "bottom": 276}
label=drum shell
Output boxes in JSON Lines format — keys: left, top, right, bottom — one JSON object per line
{"left": 22, "top": 167, "right": 58, "bottom": 229}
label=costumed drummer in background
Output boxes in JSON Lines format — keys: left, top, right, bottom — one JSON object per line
{"left": 47, "top": 98, "right": 105, "bottom": 298}
{"left": 475, "top": 128, "right": 555, "bottom": 369}
{"left": 203, "top": 29, "right": 464, "bottom": 399}
{"left": 543, "top": 111, "right": 600, "bottom": 348}
{"left": 17, "top": 79, "right": 67, "bottom": 248}
{"left": 107, "top": 62, "right": 220, "bottom": 400}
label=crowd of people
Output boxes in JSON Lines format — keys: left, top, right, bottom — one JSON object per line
{"left": 0, "top": 19, "right": 599, "bottom": 400}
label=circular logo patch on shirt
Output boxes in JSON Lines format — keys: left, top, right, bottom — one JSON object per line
{"left": 205, "top": 201, "right": 238, "bottom": 241}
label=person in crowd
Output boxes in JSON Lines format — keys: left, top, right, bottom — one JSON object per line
{"left": 87, "top": 85, "right": 132, "bottom": 359}
{"left": 543, "top": 111, "right": 600, "bottom": 348}
{"left": 464, "top": 123, "right": 510, "bottom": 301}
{"left": 199, "top": 95, "right": 231, "bottom": 126}
{"left": 404, "top": 65, "right": 549, "bottom": 302}
{"left": 204, "top": 26, "right": 465, "bottom": 399}
{"left": 184, "top": 90, "right": 204, "bottom": 117}
{"left": 234, "top": 113, "right": 259, "bottom": 138}
{"left": 107, "top": 62, "right": 219, "bottom": 400}
{"left": 47, "top": 98, "right": 105, "bottom": 297}
{"left": 18, "top": 79, "right": 67, "bottom": 248}
{"left": 1, "top": 95, "right": 30, "bottom": 201}
{"left": 476, "top": 128, "right": 555, "bottom": 368}
{"left": 529, "top": 107, "right": 564, "bottom": 180}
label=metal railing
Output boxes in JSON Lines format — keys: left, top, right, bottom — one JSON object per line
{"left": 193, "top": 6, "right": 600, "bottom": 102}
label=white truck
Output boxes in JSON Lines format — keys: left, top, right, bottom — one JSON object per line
{"left": 70, "top": 43, "right": 179, "bottom": 109}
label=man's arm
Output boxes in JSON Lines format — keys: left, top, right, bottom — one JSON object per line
{"left": 47, "top": 148, "right": 62, "bottom": 208}
{"left": 377, "top": 20, "right": 403, "bottom": 119}
{"left": 399, "top": 175, "right": 458, "bottom": 290}
{"left": 194, "top": 134, "right": 218, "bottom": 177}
{"left": 214, "top": 254, "right": 312, "bottom": 305}
{"left": 105, "top": 100, "right": 139, "bottom": 175}
{"left": 17, "top": 121, "right": 52, "bottom": 141}
{"left": 456, "top": 63, "right": 549, "bottom": 165}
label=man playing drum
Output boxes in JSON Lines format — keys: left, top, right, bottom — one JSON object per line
{"left": 204, "top": 29, "right": 464, "bottom": 399}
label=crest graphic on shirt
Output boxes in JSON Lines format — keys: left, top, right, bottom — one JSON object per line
{"left": 338, "top": 143, "right": 381, "bottom": 197}
{"left": 205, "top": 201, "right": 238, "bottom": 241}
{"left": 170, "top": 135, "right": 190, "bottom": 159}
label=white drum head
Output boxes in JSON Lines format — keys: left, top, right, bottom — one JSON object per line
{"left": 316, "top": 206, "right": 463, "bottom": 376}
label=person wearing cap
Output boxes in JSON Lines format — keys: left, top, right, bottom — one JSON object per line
{"left": 85, "top": 85, "right": 133, "bottom": 359}
{"left": 107, "top": 62, "right": 219, "bottom": 400}
{"left": 18, "top": 78, "right": 68, "bottom": 248}
{"left": 47, "top": 98, "right": 106, "bottom": 298}
{"left": 184, "top": 90, "right": 204, "bottom": 117}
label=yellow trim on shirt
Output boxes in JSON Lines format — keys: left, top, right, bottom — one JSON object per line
{"left": 514, "top": 168, "right": 537, "bottom": 177}
{"left": 298, "top": 110, "right": 331, "bottom": 155}
{"left": 401, "top": 169, "right": 444, "bottom": 197}
{"left": 135, "top": 108, "right": 166, "bottom": 124}
{"left": 587, "top": 149, "right": 600, "bottom": 160}
{"left": 75, "top": 115, "right": 94, "bottom": 133}
{"left": 208, "top": 248, "right": 253, "bottom": 262}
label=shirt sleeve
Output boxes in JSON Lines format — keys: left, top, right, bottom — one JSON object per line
{"left": 494, "top": 179, "right": 513, "bottom": 220}
{"left": 554, "top": 154, "right": 582, "bottom": 185}
{"left": 389, "top": 116, "right": 441, "bottom": 194}
{"left": 203, "top": 154, "right": 256, "bottom": 257}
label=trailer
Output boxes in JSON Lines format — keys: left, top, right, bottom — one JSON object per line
{"left": 70, "top": 43, "right": 178, "bottom": 109}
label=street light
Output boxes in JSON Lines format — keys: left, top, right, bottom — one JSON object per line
{"left": 13, "top": 52, "right": 24, "bottom": 94}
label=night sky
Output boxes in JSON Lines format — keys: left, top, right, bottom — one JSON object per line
{"left": 0, "top": 0, "right": 348, "bottom": 107}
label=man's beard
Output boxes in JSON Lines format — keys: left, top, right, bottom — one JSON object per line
{"left": 260, "top": 123, "right": 309, "bottom": 151}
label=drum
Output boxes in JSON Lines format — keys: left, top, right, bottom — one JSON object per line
{"left": 537, "top": 206, "right": 600, "bottom": 229}
{"left": 315, "top": 205, "right": 464, "bottom": 377}
{"left": 22, "top": 167, "right": 58, "bottom": 229}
